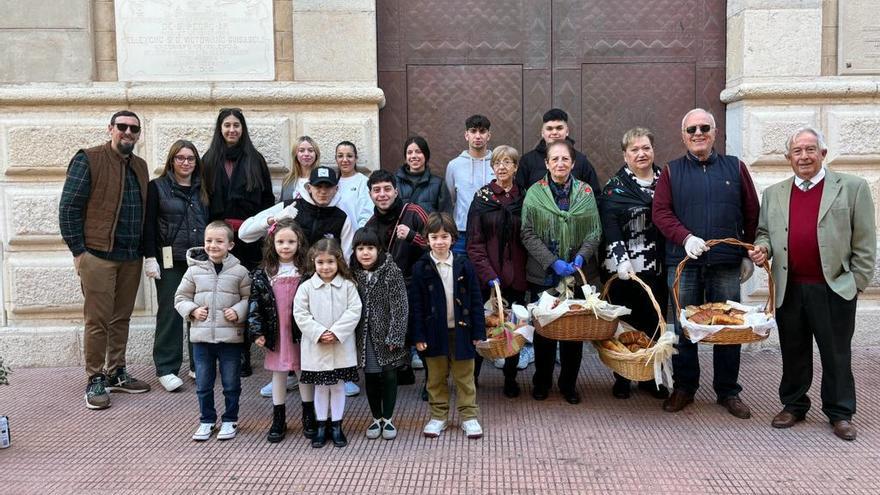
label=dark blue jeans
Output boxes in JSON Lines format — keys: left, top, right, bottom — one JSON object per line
{"left": 452, "top": 231, "right": 468, "bottom": 257}
{"left": 668, "top": 263, "right": 743, "bottom": 400}
{"left": 192, "top": 342, "right": 242, "bottom": 423}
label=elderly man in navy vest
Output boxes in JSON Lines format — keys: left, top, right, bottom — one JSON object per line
{"left": 652, "top": 108, "right": 760, "bottom": 418}
{"left": 749, "top": 127, "right": 875, "bottom": 441}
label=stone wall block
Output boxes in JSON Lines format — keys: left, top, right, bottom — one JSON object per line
{"left": 826, "top": 107, "right": 880, "bottom": 165}
{"left": 740, "top": 9, "right": 821, "bottom": 79}
{"left": 0, "top": 327, "right": 82, "bottom": 368}
{"left": 3, "top": 187, "right": 63, "bottom": 245}
{"left": 0, "top": 31, "right": 94, "bottom": 83}
{"left": 293, "top": 11, "right": 376, "bottom": 83}
{"left": 3, "top": 120, "right": 108, "bottom": 176}
{"left": 301, "top": 115, "right": 377, "bottom": 169}
{"left": 5, "top": 254, "right": 85, "bottom": 314}
{"left": 744, "top": 108, "right": 818, "bottom": 165}
{"left": 0, "top": 0, "right": 90, "bottom": 29}
{"left": 293, "top": 0, "right": 374, "bottom": 12}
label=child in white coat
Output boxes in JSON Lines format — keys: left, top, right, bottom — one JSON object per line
{"left": 293, "top": 238, "right": 362, "bottom": 448}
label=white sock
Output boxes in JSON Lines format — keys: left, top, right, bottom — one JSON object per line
{"left": 271, "top": 371, "right": 287, "bottom": 406}
{"left": 329, "top": 381, "right": 346, "bottom": 421}
{"left": 314, "top": 385, "right": 330, "bottom": 421}
{"left": 296, "top": 370, "right": 314, "bottom": 402}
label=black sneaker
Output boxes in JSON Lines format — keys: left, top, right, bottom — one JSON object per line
{"left": 85, "top": 374, "right": 111, "bottom": 410}
{"left": 106, "top": 367, "right": 151, "bottom": 394}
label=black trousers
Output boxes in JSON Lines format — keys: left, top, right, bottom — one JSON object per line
{"left": 776, "top": 282, "right": 857, "bottom": 422}
{"left": 529, "top": 283, "right": 583, "bottom": 393}
{"left": 474, "top": 288, "right": 525, "bottom": 381}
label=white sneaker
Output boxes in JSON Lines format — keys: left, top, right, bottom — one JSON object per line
{"left": 411, "top": 353, "right": 424, "bottom": 370}
{"left": 492, "top": 358, "right": 505, "bottom": 369}
{"left": 260, "top": 381, "right": 273, "bottom": 398}
{"left": 344, "top": 381, "right": 360, "bottom": 397}
{"left": 188, "top": 370, "right": 196, "bottom": 379}
{"left": 461, "top": 419, "right": 483, "bottom": 439}
{"left": 517, "top": 350, "right": 529, "bottom": 370}
{"left": 366, "top": 418, "right": 382, "bottom": 439}
{"left": 422, "top": 418, "right": 447, "bottom": 438}
{"left": 381, "top": 418, "right": 397, "bottom": 440}
{"left": 216, "top": 421, "right": 238, "bottom": 440}
{"left": 192, "top": 422, "right": 215, "bottom": 441}
{"left": 158, "top": 374, "right": 183, "bottom": 392}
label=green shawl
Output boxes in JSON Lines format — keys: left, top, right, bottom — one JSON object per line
{"left": 522, "top": 178, "right": 601, "bottom": 260}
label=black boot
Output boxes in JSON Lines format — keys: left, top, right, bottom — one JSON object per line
{"left": 503, "top": 378, "right": 520, "bottom": 398}
{"left": 267, "top": 404, "right": 286, "bottom": 443}
{"left": 612, "top": 375, "right": 631, "bottom": 399}
{"left": 330, "top": 420, "right": 348, "bottom": 447}
{"left": 240, "top": 344, "right": 253, "bottom": 378}
{"left": 311, "top": 419, "right": 328, "bottom": 448}
{"left": 302, "top": 401, "right": 317, "bottom": 439}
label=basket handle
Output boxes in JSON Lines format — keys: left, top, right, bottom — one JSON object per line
{"left": 601, "top": 272, "right": 666, "bottom": 344}
{"left": 671, "top": 237, "right": 775, "bottom": 317}
{"left": 492, "top": 282, "right": 504, "bottom": 323}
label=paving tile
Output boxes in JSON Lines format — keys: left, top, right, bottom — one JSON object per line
{"left": 0, "top": 348, "right": 879, "bottom": 494}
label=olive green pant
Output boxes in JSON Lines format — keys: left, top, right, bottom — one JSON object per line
{"left": 425, "top": 331, "right": 479, "bottom": 421}
{"left": 152, "top": 260, "right": 194, "bottom": 376}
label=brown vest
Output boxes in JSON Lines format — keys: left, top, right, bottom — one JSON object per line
{"left": 81, "top": 142, "right": 149, "bottom": 252}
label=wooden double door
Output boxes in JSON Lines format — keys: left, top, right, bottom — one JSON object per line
{"left": 377, "top": 0, "right": 727, "bottom": 184}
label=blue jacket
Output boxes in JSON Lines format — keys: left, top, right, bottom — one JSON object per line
{"left": 409, "top": 252, "right": 486, "bottom": 360}
{"left": 665, "top": 151, "right": 745, "bottom": 266}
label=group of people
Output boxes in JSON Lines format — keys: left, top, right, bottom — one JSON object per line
{"left": 58, "top": 105, "right": 875, "bottom": 446}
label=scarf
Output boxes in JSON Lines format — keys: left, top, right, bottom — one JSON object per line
{"left": 522, "top": 177, "right": 601, "bottom": 260}
{"left": 467, "top": 181, "right": 523, "bottom": 263}
{"left": 224, "top": 144, "right": 243, "bottom": 162}
{"left": 602, "top": 165, "right": 660, "bottom": 210}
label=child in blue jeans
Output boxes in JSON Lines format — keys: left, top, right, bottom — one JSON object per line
{"left": 175, "top": 221, "right": 252, "bottom": 441}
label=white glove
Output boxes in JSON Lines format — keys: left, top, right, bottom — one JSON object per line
{"left": 144, "top": 257, "right": 161, "bottom": 280}
{"left": 740, "top": 258, "right": 754, "bottom": 282}
{"left": 616, "top": 260, "right": 634, "bottom": 281}
{"left": 684, "top": 235, "right": 708, "bottom": 260}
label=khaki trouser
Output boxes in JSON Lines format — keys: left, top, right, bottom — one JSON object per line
{"left": 425, "top": 330, "right": 479, "bottom": 421}
{"left": 79, "top": 252, "right": 142, "bottom": 378}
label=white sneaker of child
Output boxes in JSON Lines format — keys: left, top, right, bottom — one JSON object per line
{"left": 217, "top": 421, "right": 238, "bottom": 440}
{"left": 366, "top": 418, "right": 382, "bottom": 439}
{"left": 461, "top": 419, "right": 483, "bottom": 439}
{"left": 192, "top": 422, "right": 215, "bottom": 441}
{"left": 381, "top": 418, "right": 397, "bottom": 440}
{"left": 422, "top": 418, "right": 447, "bottom": 438}
{"left": 344, "top": 381, "right": 360, "bottom": 397}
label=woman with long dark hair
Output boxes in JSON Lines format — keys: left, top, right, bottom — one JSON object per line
{"left": 143, "top": 140, "right": 209, "bottom": 391}
{"left": 395, "top": 136, "right": 452, "bottom": 215}
{"left": 202, "top": 108, "right": 275, "bottom": 376}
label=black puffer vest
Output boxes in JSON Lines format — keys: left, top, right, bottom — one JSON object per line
{"left": 154, "top": 175, "right": 208, "bottom": 261}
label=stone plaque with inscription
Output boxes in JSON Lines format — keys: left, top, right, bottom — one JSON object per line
{"left": 839, "top": 0, "right": 880, "bottom": 75}
{"left": 114, "top": 0, "right": 275, "bottom": 81}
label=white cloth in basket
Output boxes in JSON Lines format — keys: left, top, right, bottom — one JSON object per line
{"left": 679, "top": 300, "right": 777, "bottom": 343}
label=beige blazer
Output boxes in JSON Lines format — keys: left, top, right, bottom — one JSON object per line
{"left": 754, "top": 169, "right": 876, "bottom": 307}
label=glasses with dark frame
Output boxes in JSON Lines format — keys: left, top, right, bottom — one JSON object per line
{"left": 173, "top": 155, "right": 197, "bottom": 164}
{"left": 684, "top": 124, "right": 712, "bottom": 135}
{"left": 114, "top": 123, "right": 141, "bottom": 134}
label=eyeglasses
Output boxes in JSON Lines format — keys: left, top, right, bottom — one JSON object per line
{"left": 685, "top": 124, "right": 712, "bottom": 135}
{"left": 114, "top": 123, "right": 141, "bottom": 134}
{"left": 174, "top": 155, "right": 196, "bottom": 164}
{"left": 494, "top": 159, "right": 516, "bottom": 167}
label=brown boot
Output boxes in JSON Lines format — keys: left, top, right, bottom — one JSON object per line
{"left": 662, "top": 389, "right": 694, "bottom": 412}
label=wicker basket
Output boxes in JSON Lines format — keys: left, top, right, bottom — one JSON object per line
{"left": 476, "top": 284, "right": 526, "bottom": 360}
{"left": 533, "top": 268, "right": 618, "bottom": 341}
{"left": 673, "top": 238, "right": 775, "bottom": 345}
{"left": 593, "top": 273, "right": 665, "bottom": 382}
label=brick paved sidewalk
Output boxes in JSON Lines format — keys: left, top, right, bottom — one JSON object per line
{"left": 1, "top": 348, "right": 878, "bottom": 494}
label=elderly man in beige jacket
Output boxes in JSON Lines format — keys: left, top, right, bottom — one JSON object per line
{"left": 749, "top": 127, "right": 876, "bottom": 442}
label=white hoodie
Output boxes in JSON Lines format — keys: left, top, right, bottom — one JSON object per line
{"left": 445, "top": 149, "right": 494, "bottom": 231}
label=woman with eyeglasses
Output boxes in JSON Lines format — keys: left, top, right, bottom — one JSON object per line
{"left": 143, "top": 140, "right": 209, "bottom": 392}
{"left": 465, "top": 145, "right": 529, "bottom": 398}
{"left": 202, "top": 108, "right": 276, "bottom": 376}
{"left": 598, "top": 127, "right": 669, "bottom": 400}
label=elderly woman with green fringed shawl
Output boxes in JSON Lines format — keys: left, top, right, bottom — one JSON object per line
{"left": 520, "top": 140, "right": 602, "bottom": 405}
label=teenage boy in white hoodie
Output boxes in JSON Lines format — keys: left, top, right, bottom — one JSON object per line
{"left": 445, "top": 115, "right": 494, "bottom": 256}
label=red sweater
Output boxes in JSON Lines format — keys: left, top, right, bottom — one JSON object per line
{"left": 788, "top": 180, "right": 825, "bottom": 283}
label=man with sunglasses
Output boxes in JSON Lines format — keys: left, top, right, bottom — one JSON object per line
{"left": 652, "top": 108, "right": 759, "bottom": 418}
{"left": 60, "top": 110, "right": 152, "bottom": 410}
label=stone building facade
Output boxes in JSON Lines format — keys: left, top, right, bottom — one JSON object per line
{"left": 0, "top": 0, "right": 877, "bottom": 366}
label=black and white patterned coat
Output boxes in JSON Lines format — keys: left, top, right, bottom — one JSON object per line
{"left": 353, "top": 255, "right": 409, "bottom": 368}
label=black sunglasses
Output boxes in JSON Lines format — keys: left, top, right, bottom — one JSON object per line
{"left": 114, "top": 123, "right": 141, "bottom": 134}
{"left": 685, "top": 124, "right": 712, "bottom": 135}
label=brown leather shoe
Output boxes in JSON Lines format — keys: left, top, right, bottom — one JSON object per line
{"left": 718, "top": 396, "right": 752, "bottom": 419}
{"left": 832, "top": 420, "right": 857, "bottom": 441}
{"left": 771, "top": 410, "right": 804, "bottom": 429}
{"left": 662, "top": 390, "right": 694, "bottom": 413}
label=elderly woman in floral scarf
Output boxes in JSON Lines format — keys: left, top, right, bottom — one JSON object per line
{"left": 599, "top": 127, "right": 669, "bottom": 401}
{"left": 521, "top": 139, "right": 602, "bottom": 405}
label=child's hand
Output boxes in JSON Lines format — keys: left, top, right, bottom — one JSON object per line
{"left": 319, "top": 331, "right": 337, "bottom": 343}
{"left": 415, "top": 342, "right": 427, "bottom": 352}
{"left": 223, "top": 308, "right": 238, "bottom": 322}
{"left": 255, "top": 336, "right": 266, "bottom": 347}
{"left": 387, "top": 344, "right": 398, "bottom": 352}
{"left": 191, "top": 307, "right": 208, "bottom": 321}
{"left": 472, "top": 340, "right": 480, "bottom": 346}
